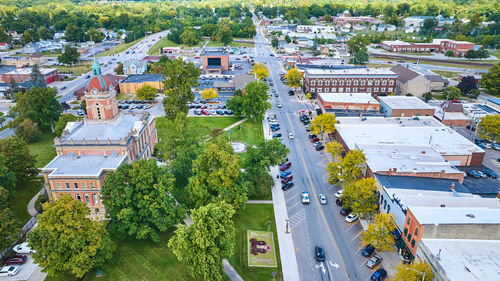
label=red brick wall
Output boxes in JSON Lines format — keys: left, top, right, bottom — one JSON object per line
{"left": 403, "top": 208, "right": 424, "bottom": 256}
{"left": 390, "top": 109, "right": 435, "bottom": 117}
{"left": 470, "top": 152, "right": 485, "bottom": 166}
{"left": 440, "top": 119, "right": 471, "bottom": 127}
{"left": 304, "top": 76, "right": 397, "bottom": 97}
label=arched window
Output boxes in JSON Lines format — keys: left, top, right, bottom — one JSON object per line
{"left": 383, "top": 200, "right": 387, "bottom": 209}
{"left": 411, "top": 239, "right": 416, "bottom": 248}
{"left": 346, "top": 80, "right": 351, "bottom": 86}
{"left": 76, "top": 194, "right": 81, "bottom": 201}
{"left": 404, "top": 228, "right": 408, "bottom": 236}
{"left": 84, "top": 194, "right": 90, "bottom": 203}
{"left": 387, "top": 205, "right": 391, "bottom": 213}
{"left": 93, "top": 194, "right": 99, "bottom": 205}
{"left": 375, "top": 81, "right": 380, "bottom": 86}
{"left": 368, "top": 80, "right": 373, "bottom": 85}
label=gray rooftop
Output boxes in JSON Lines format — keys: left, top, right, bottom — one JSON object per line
{"left": 43, "top": 154, "right": 126, "bottom": 177}
{"left": 304, "top": 68, "right": 397, "bottom": 77}
{"left": 379, "top": 96, "right": 433, "bottom": 110}
{"left": 202, "top": 50, "right": 228, "bottom": 56}
{"left": 376, "top": 174, "right": 470, "bottom": 193}
{"left": 120, "top": 74, "right": 165, "bottom": 83}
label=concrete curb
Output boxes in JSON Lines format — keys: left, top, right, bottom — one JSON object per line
{"left": 223, "top": 259, "right": 244, "bottom": 281}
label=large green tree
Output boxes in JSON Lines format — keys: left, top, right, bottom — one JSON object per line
{"left": 347, "top": 35, "right": 369, "bottom": 55}
{"left": 54, "top": 114, "right": 79, "bottom": 137}
{"left": 393, "top": 260, "right": 434, "bottom": 281}
{"left": 443, "top": 86, "right": 461, "bottom": 100}
{"left": 180, "top": 28, "right": 199, "bottom": 46}
{"left": 362, "top": 213, "right": 397, "bottom": 252}
{"left": 28, "top": 195, "right": 115, "bottom": 278}
{"left": 169, "top": 201, "right": 235, "bottom": 281}
{"left": 477, "top": 114, "right": 500, "bottom": 142}
{"left": 11, "top": 86, "right": 61, "bottom": 131}
{"left": 136, "top": 84, "right": 157, "bottom": 100}
{"left": 341, "top": 178, "right": 378, "bottom": 218}
{"left": 0, "top": 136, "right": 37, "bottom": 186}
{"left": 326, "top": 150, "right": 366, "bottom": 185}
{"left": 58, "top": 45, "right": 80, "bottom": 66}
{"left": 101, "top": 159, "right": 185, "bottom": 242}
{"left": 226, "top": 81, "right": 271, "bottom": 122}
{"left": 0, "top": 179, "right": 20, "bottom": 250}
{"left": 285, "top": 68, "right": 302, "bottom": 92}
{"left": 482, "top": 65, "right": 500, "bottom": 96}
{"left": 162, "top": 59, "right": 201, "bottom": 120}
{"left": 309, "top": 113, "right": 337, "bottom": 139}
{"left": 350, "top": 51, "right": 369, "bottom": 65}
{"left": 186, "top": 137, "right": 246, "bottom": 209}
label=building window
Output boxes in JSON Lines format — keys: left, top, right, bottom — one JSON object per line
{"left": 324, "top": 87, "right": 329, "bottom": 92}
{"left": 374, "top": 87, "right": 379, "bottom": 92}
{"left": 407, "top": 218, "right": 411, "bottom": 225}
{"left": 90, "top": 182, "right": 96, "bottom": 189}
{"left": 95, "top": 208, "right": 100, "bottom": 213}
{"left": 354, "top": 80, "right": 359, "bottom": 86}
{"left": 389, "top": 80, "right": 394, "bottom": 85}
{"left": 380, "top": 195, "right": 384, "bottom": 203}
{"left": 368, "top": 80, "right": 373, "bottom": 85}
{"left": 93, "top": 194, "right": 99, "bottom": 205}
{"left": 82, "top": 182, "right": 87, "bottom": 189}
{"left": 338, "top": 87, "right": 344, "bottom": 92}
{"left": 318, "top": 80, "right": 323, "bottom": 86}
{"left": 74, "top": 183, "right": 79, "bottom": 189}
{"left": 56, "top": 183, "right": 61, "bottom": 190}
{"left": 76, "top": 194, "right": 81, "bottom": 201}
{"left": 311, "top": 88, "right": 315, "bottom": 92}
{"left": 381, "top": 87, "right": 386, "bottom": 92}
{"left": 388, "top": 88, "right": 393, "bottom": 92}
{"left": 65, "top": 183, "right": 70, "bottom": 189}
{"left": 346, "top": 80, "right": 351, "bottom": 86}
{"left": 311, "top": 80, "right": 316, "bottom": 86}
{"left": 353, "top": 87, "right": 358, "bottom": 92}
{"left": 415, "top": 228, "right": 418, "bottom": 237}
{"left": 361, "top": 80, "right": 366, "bottom": 86}
{"left": 332, "top": 80, "right": 337, "bottom": 86}
{"left": 375, "top": 81, "right": 380, "bottom": 86}
{"left": 325, "top": 80, "right": 330, "bottom": 86}
{"left": 346, "top": 87, "right": 350, "bottom": 92}
{"left": 317, "top": 88, "right": 322, "bottom": 93}
{"left": 404, "top": 228, "right": 408, "bottom": 236}
{"left": 387, "top": 205, "right": 390, "bottom": 213}
{"left": 411, "top": 239, "right": 416, "bottom": 248}
{"left": 367, "top": 88, "right": 372, "bottom": 92}
{"left": 383, "top": 200, "right": 387, "bottom": 209}
{"left": 382, "top": 80, "right": 387, "bottom": 86}
{"left": 332, "top": 88, "right": 337, "bottom": 92}
{"left": 84, "top": 194, "right": 90, "bottom": 203}
{"left": 339, "top": 80, "right": 344, "bottom": 86}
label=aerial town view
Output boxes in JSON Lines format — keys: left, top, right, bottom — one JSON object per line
{"left": 0, "top": 0, "right": 499, "bottom": 280}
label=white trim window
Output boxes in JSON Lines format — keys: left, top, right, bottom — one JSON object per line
{"left": 368, "top": 80, "right": 373, "bottom": 85}
{"left": 311, "top": 80, "right": 316, "bottom": 86}
{"left": 374, "top": 87, "right": 379, "bottom": 92}
{"left": 361, "top": 80, "right": 366, "bottom": 86}
{"left": 318, "top": 80, "right": 323, "bottom": 86}
{"left": 375, "top": 81, "right": 380, "bottom": 86}
{"left": 332, "top": 80, "right": 337, "bottom": 85}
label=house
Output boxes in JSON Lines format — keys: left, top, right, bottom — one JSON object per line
{"left": 386, "top": 25, "right": 397, "bottom": 32}
{"left": 320, "top": 46, "right": 329, "bottom": 56}
{"left": 391, "top": 65, "right": 431, "bottom": 97}
{"left": 283, "top": 44, "right": 300, "bottom": 56}
{"left": 42, "top": 61, "right": 157, "bottom": 219}
{"left": 377, "top": 24, "right": 386, "bottom": 33}
{"left": 0, "top": 43, "right": 9, "bottom": 50}
{"left": 378, "top": 96, "right": 435, "bottom": 117}
{"left": 123, "top": 60, "right": 148, "bottom": 75}
{"left": 433, "top": 100, "right": 471, "bottom": 127}
{"left": 424, "top": 75, "right": 448, "bottom": 91}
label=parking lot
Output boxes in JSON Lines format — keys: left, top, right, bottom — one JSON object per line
{"left": 1, "top": 254, "right": 40, "bottom": 281}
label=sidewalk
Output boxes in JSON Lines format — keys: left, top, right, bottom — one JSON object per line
{"left": 263, "top": 115, "right": 300, "bottom": 281}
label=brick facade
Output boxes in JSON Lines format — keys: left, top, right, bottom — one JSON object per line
{"left": 402, "top": 208, "right": 424, "bottom": 256}
{"left": 380, "top": 39, "right": 475, "bottom": 56}
{"left": 389, "top": 109, "right": 435, "bottom": 117}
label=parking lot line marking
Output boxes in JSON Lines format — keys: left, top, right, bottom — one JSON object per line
{"left": 345, "top": 223, "right": 357, "bottom": 232}
{"left": 350, "top": 231, "right": 362, "bottom": 243}
{"left": 359, "top": 259, "right": 368, "bottom": 268}
{"left": 354, "top": 245, "right": 363, "bottom": 255}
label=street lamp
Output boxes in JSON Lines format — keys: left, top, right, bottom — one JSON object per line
{"left": 404, "top": 267, "right": 425, "bottom": 281}
{"left": 285, "top": 219, "right": 290, "bottom": 233}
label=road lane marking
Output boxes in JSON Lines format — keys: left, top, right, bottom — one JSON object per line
{"left": 284, "top": 112, "right": 351, "bottom": 281}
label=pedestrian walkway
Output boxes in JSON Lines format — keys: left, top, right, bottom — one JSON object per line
{"left": 247, "top": 200, "right": 273, "bottom": 204}
{"left": 27, "top": 190, "right": 43, "bottom": 216}
{"left": 223, "top": 259, "right": 244, "bottom": 281}
{"left": 223, "top": 118, "right": 247, "bottom": 132}
{"left": 263, "top": 114, "right": 300, "bottom": 281}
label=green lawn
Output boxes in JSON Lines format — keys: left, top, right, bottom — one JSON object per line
{"left": 156, "top": 116, "right": 244, "bottom": 141}
{"left": 27, "top": 132, "right": 57, "bottom": 168}
{"left": 53, "top": 61, "right": 92, "bottom": 76}
{"left": 230, "top": 203, "right": 282, "bottom": 281}
{"left": 223, "top": 119, "right": 264, "bottom": 146}
{"left": 98, "top": 39, "right": 142, "bottom": 57}
{"left": 11, "top": 178, "right": 43, "bottom": 223}
{"left": 431, "top": 70, "right": 460, "bottom": 78}
{"left": 206, "top": 39, "right": 255, "bottom": 48}
{"left": 490, "top": 49, "right": 500, "bottom": 60}
{"left": 148, "top": 38, "right": 181, "bottom": 55}
{"left": 45, "top": 231, "right": 197, "bottom": 281}
{"left": 116, "top": 93, "right": 133, "bottom": 101}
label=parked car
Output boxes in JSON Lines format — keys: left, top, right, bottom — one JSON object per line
{"left": 318, "top": 194, "right": 327, "bottom": 205}
{"left": 288, "top": 90, "right": 295, "bottom": 96}
{"left": 334, "top": 190, "right": 343, "bottom": 198}
{"left": 274, "top": 92, "right": 279, "bottom": 97}
{"left": 271, "top": 126, "right": 280, "bottom": 132}
{"left": 367, "top": 255, "right": 382, "bottom": 269}
{"left": 201, "top": 109, "right": 209, "bottom": 115}
{"left": 476, "top": 170, "right": 488, "bottom": 179}
{"left": 335, "top": 198, "right": 343, "bottom": 206}
{"left": 0, "top": 266, "right": 20, "bottom": 277}
{"left": 302, "top": 192, "right": 310, "bottom": 204}
{"left": 280, "top": 170, "right": 292, "bottom": 178}
{"left": 289, "top": 133, "right": 294, "bottom": 139}
{"left": 308, "top": 134, "right": 317, "bottom": 139}
{"left": 315, "top": 144, "right": 325, "bottom": 151}
{"left": 340, "top": 207, "right": 351, "bottom": 216}
{"left": 77, "top": 109, "right": 85, "bottom": 116}
{"left": 465, "top": 170, "right": 480, "bottom": 179}
{"left": 277, "top": 103, "right": 282, "bottom": 108}
{"left": 314, "top": 245, "right": 325, "bottom": 262}
{"left": 311, "top": 137, "right": 320, "bottom": 143}
{"left": 194, "top": 109, "right": 201, "bottom": 115}
{"left": 280, "top": 162, "right": 291, "bottom": 170}
{"left": 224, "top": 110, "right": 233, "bottom": 115}
{"left": 370, "top": 268, "right": 387, "bottom": 281}
{"left": 362, "top": 244, "right": 376, "bottom": 257}
{"left": 272, "top": 133, "right": 282, "bottom": 138}
{"left": 13, "top": 242, "right": 35, "bottom": 254}
{"left": 282, "top": 182, "right": 294, "bottom": 191}
{"left": 281, "top": 175, "right": 293, "bottom": 183}
{"left": 481, "top": 169, "right": 498, "bottom": 178}
{"left": 345, "top": 213, "right": 358, "bottom": 223}
{"left": 2, "top": 255, "right": 27, "bottom": 265}
{"left": 493, "top": 143, "right": 500, "bottom": 150}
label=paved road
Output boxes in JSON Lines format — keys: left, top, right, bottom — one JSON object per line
{"left": 253, "top": 25, "right": 373, "bottom": 281}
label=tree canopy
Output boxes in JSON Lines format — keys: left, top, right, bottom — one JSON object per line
{"left": 11, "top": 86, "right": 62, "bottom": 131}
{"left": 309, "top": 113, "right": 337, "bottom": 139}
{"left": 200, "top": 88, "right": 219, "bottom": 101}
{"left": 326, "top": 150, "right": 366, "bottom": 185}
{"left": 54, "top": 113, "right": 79, "bottom": 137}
{"left": 226, "top": 81, "right": 271, "bottom": 122}
{"left": 341, "top": 178, "right": 378, "bottom": 217}
{"left": 482, "top": 65, "right": 500, "bottom": 97}
{"left": 393, "top": 260, "right": 434, "bottom": 281}
{"left": 252, "top": 63, "right": 269, "bottom": 81}
{"left": 136, "top": 84, "right": 157, "bottom": 100}
{"left": 477, "top": 115, "right": 499, "bottom": 142}
{"left": 285, "top": 68, "right": 302, "bottom": 91}
{"left": 58, "top": 45, "right": 80, "bottom": 65}
{"left": 362, "top": 213, "right": 397, "bottom": 252}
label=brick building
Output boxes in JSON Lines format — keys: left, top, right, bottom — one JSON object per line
{"left": 1, "top": 66, "right": 57, "bottom": 84}
{"left": 380, "top": 39, "right": 476, "bottom": 56}
{"left": 302, "top": 68, "right": 397, "bottom": 98}
{"left": 333, "top": 16, "right": 374, "bottom": 26}
{"left": 318, "top": 92, "right": 380, "bottom": 112}
{"left": 390, "top": 65, "right": 431, "bottom": 97}
{"left": 378, "top": 96, "right": 435, "bottom": 117}
{"left": 201, "top": 49, "right": 229, "bottom": 74}
{"left": 42, "top": 61, "right": 158, "bottom": 219}
{"left": 433, "top": 100, "right": 471, "bottom": 127}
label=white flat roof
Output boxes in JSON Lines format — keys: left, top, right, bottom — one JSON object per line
{"left": 400, "top": 194, "right": 500, "bottom": 209}
{"left": 381, "top": 40, "right": 411, "bottom": 46}
{"left": 422, "top": 238, "right": 500, "bottom": 281}
{"left": 319, "top": 92, "right": 379, "bottom": 104}
{"left": 411, "top": 206, "right": 500, "bottom": 225}
{"left": 379, "top": 96, "right": 433, "bottom": 110}
{"left": 358, "top": 144, "right": 460, "bottom": 174}
{"left": 433, "top": 108, "right": 470, "bottom": 121}
{"left": 6, "top": 67, "right": 56, "bottom": 75}
{"left": 305, "top": 68, "right": 397, "bottom": 76}
{"left": 336, "top": 117, "right": 483, "bottom": 155}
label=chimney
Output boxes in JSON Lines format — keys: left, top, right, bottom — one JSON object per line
{"left": 450, "top": 182, "right": 455, "bottom": 191}
{"left": 393, "top": 168, "right": 397, "bottom": 173}
{"left": 496, "top": 192, "right": 500, "bottom": 201}
{"left": 388, "top": 168, "right": 392, "bottom": 176}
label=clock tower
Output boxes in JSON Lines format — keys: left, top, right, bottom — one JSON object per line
{"left": 83, "top": 60, "right": 119, "bottom": 120}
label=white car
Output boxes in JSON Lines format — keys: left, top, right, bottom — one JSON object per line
{"left": 0, "top": 266, "right": 20, "bottom": 277}
{"left": 301, "top": 192, "right": 310, "bottom": 204}
{"left": 289, "top": 133, "right": 294, "bottom": 139}
{"left": 318, "top": 194, "right": 327, "bottom": 205}
{"left": 345, "top": 213, "right": 358, "bottom": 223}
{"left": 277, "top": 103, "right": 282, "bottom": 108}
{"left": 334, "top": 190, "right": 343, "bottom": 198}
{"left": 13, "top": 242, "right": 35, "bottom": 254}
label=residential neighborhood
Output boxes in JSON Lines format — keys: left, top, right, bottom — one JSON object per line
{"left": 0, "top": 1, "right": 499, "bottom": 281}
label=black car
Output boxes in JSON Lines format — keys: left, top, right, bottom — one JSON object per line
{"left": 308, "top": 134, "right": 317, "bottom": 139}
{"left": 315, "top": 145, "right": 325, "bottom": 151}
{"left": 362, "top": 244, "right": 376, "bottom": 257}
{"left": 282, "top": 182, "right": 294, "bottom": 191}
{"left": 288, "top": 90, "right": 295, "bottom": 96}
{"left": 272, "top": 133, "right": 282, "bottom": 138}
{"left": 271, "top": 127, "right": 280, "bottom": 132}
{"left": 370, "top": 268, "right": 387, "bottom": 281}
{"left": 335, "top": 198, "right": 343, "bottom": 206}
{"left": 303, "top": 119, "right": 310, "bottom": 125}
{"left": 340, "top": 207, "right": 351, "bottom": 216}
{"left": 315, "top": 246, "right": 325, "bottom": 262}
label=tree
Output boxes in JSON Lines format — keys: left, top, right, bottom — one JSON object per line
{"left": 326, "top": 141, "right": 344, "bottom": 161}
{"left": 114, "top": 62, "right": 124, "bottom": 75}
{"left": 168, "top": 201, "right": 235, "bottom": 281}
{"left": 54, "top": 114, "right": 79, "bottom": 136}
{"left": 28, "top": 195, "right": 115, "bottom": 278}
{"left": 341, "top": 178, "right": 378, "bottom": 217}
{"left": 65, "top": 25, "right": 84, "bottom": 42}
{"left": 324, "top": 14, "right": 332, "bottom": 22}
{"left": 38, "top": 26, "right": 53, "bottom": 40}
{"left": 0, "top": 112, "right": 5, "bottom": 127}
{"left": 136, "top": 84, "right": 157, "bottom": 100}
{"left": 457, "top": 76, "right": 478, "bottom": 96}
{"left": 347, "top": 35, "right": 369, "bottom": 55}
{"left": 226, "top": 81, "right": 271, "bottom": 122}
{"left": 243, "top": 139, "right": 289, "bottom": 198}
{"left": 252, "top": 63, "right": 269, "bottom": 81}
{"left": 394, "top": 260, "right": 434, "bottom": 281}
{"left": 312, "top": 37, "right": 320, "bottom": 56}
{"left": 200, "top": 88, "right": 219, "bottom": 101}
{"left": 285, "top": 68, "right": 302, "bottom": 92}
{"left": 5, "top": 78, "right": 21, "bottom": 99}
{"left": 309, "top": 113, "right": 337, "bottom": 139}
{"left": 477, "top": 115, "right": 500, "bottom": 142}
{"left": 476, "top": 48, "right": 489, "bottom": 59}
{"left": 284, "top": 35, "right": 291, "bottom": 43}
{"left": 86, "top": 27, "right": 104, "bottom": 43}
{"left": 443, "top": 86, "right": 461, "bottom": 100}
{"left": 101, "top": 159, "right": 185, "bottom": 242}
{"left": 162, "top": 59, "right": 201, "bottom": 120}
{"left": 444, "top": 50, "right": 455, "bottom": 57}
{"left": 362, "top": 213, "right": 397, "bottom": 252}
{"left": 217, "top": 24, "right": 233, "bottom": 45}
{"left": 350, "top": 51, "right": 369, "bottom": 65}
{"left": 482, "top": 65, "right": 500, "bottom": 97}
{"left": 181, "top": 28, "right": 199, "bottom": 46}
{"left": 29, "top": 64, "right": 46, "bottom": 88}
{"left": 11, "top": 86, "right": 61, "bottom": 131}
{"left": 186, "top": 136, "right": 245, "bottom": 209}
{"left": 326, "top": 150, "right": 366, "bottom": 185}
{"left": 465, "top": 49, "right": 477, "bottom": 60}
{"left": 0, "top": 136, "right": 37, "bottom": 184}
{"left": 271, "top": 36, "right": 279, "bottom": 48}
{"left": 58, "top": 45, "right": 80, "bottom": 66}
{"left": 15, "top": 118, "right": 41, "bottom": 143}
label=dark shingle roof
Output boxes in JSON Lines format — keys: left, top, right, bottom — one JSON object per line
{"left": 440, "top": 100, "right": 464, "bottom": 112}
{"left": 391, "top": 64, "right": 420, "bottom": 83}
{"left": 375, "top": 174, "right": 470, "bottom": 194}
{"left": 425, "top": 74, "right": 444, "bottom": 82}
{"left": 120, "top": 74, "right": 165, "bottom": 83}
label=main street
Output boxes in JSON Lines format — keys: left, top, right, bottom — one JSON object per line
{"left": 253, "top": 25, "right": 374, "bottom": 281}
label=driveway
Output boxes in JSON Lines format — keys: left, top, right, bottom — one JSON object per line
{"left": 1, "top": 255, "right": 42, "bottom": 281}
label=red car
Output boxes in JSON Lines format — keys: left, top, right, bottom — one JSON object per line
{"left": 311, "top": 137, "right": 320, "bottom": 143}
{"left": 279, "top": 162, "right": 292, "bottom": 171}
{"left": 3, "top": 255, "right": 27, "bottom": 265}
{"left": 270, "top": 82, "right": 273, "bottom": 86}
{"left": 201, "top": 110, "right": 209, "bottom": 115}
{"left": 281, "top": 175, "right": 293, "bottom": 183}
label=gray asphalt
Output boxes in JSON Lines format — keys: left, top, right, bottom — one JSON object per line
{"left": 253, "top": 24, "right": 374, "bottom": 281}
